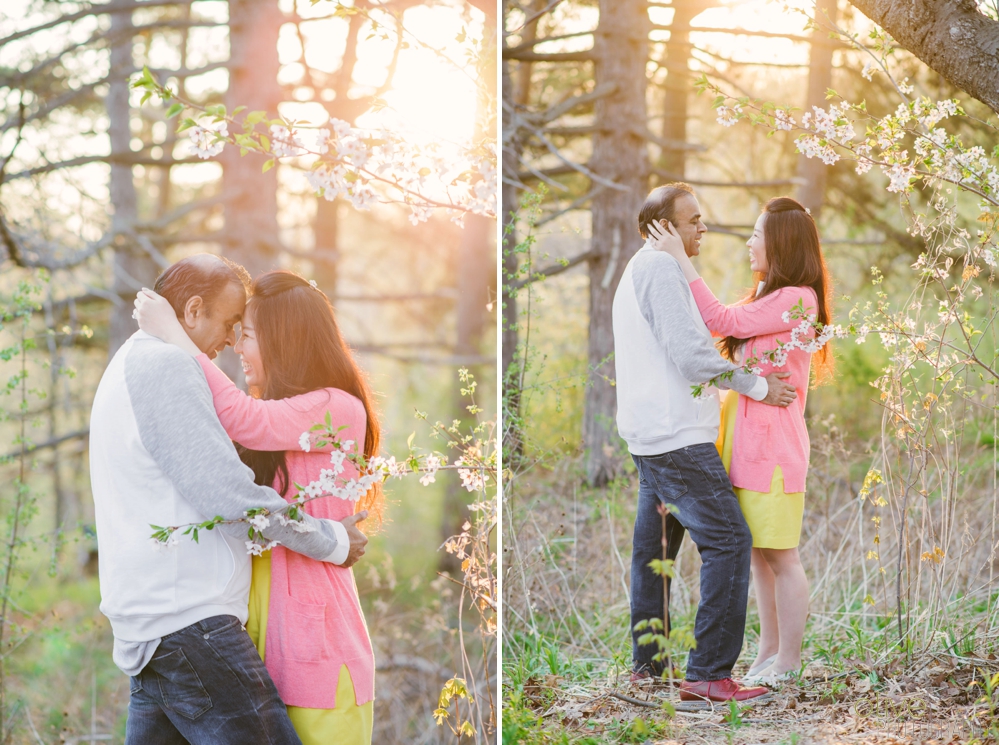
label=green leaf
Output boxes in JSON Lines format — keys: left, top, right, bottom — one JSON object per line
{"left": 166, "top": 103, "right": 183, "bottom": 119}
{"left": 233, "top": 105, "right": 247, "bottom": 115}
{"left": 262, "top": 158, "right": 275, "bottom": 173}
{"left": 246, "top": 110, "right": 267, "bottom": 125}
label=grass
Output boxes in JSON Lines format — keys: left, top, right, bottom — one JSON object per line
{"left": 2, "top": 541, "right": 484, "bottom": 744}
{"left": 502, "top": 446, "right": 999, "bottom": 744}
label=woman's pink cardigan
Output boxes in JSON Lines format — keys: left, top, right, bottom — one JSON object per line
{"left": 688, "top": 279, "right": 817, "bottom": 494}
{"left": 197, "top": 355, "right": 374, "bottom": 709}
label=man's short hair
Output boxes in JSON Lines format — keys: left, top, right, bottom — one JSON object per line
{"left": 638, "top": 182, "right": 695, "bottom": 238}
{"left": 154, "top": 254, "right": 252, "bottom": 317}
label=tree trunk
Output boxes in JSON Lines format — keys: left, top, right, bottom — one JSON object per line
{"left": 218, "top": 0, "right": 283, "bottom": 381}
{"left": 659, "top": 0, "right": 713, "bottom": 177}
{"left": 310, "top": 10, "right": 365, "bottom": 297}
{"left": 441, "top": 212, "right": 494, "bottom": 573}
{"left": 108, "top": 7, "right": 156, "bottom": 359}
{"left": 441, "top": 16, "right": 497, "bottom": 570}
{"left": 501, "top": 53, "right": 524, "bottom": 455}
{"left": 501, "top": 0, "right": 542, "bottom": 457}
{"left": 312, "top": 200, "right": 340, "bottom": 295}
{"left": 796, "top": 0, "right": 839, "bottom": 216}
{"left": 222, "top": 0, "right": 282, "bottom": 278}
{"left": 846, "top": 0, "right": 999, "bottom": 115}
{"left": 583, "top": 0, "right": 650, "bottom": 486}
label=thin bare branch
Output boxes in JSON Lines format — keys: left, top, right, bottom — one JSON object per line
{"left": 502, "top": 29, "right": 594, "bottom": 57}
{"left": 0, "top": 0, "right": 197, "bottom": 49}
{"left": 651, "top": 167, "right": 805, "bottom": 188}
{"left": 509, "top": 249, "right": 596, "bottom": 289}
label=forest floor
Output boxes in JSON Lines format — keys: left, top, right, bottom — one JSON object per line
{"left": 503, "top": 652, "right": 996, "bottom": 743}
{"left": 502, "top": 452, "right": 999, "bottom": 744}
{"left": 6, "top": 552, "right": 482, "bottom": 745}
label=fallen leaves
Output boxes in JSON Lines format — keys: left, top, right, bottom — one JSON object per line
{"left": 508, "top": 655, "right": 999, "bottom": 743}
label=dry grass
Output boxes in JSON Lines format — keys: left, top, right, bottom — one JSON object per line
{"left": 2, "top": 564, "right": 480, "bottom": 744}
{"left": 502, "top": 424, "right": 999, "bottom": 743}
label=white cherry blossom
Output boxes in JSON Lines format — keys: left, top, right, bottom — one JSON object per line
{"left": 189, "top": 121, "right": 227, "bottom": 159}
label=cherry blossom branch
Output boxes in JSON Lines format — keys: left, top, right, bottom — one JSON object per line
{"left": 130, "top": 68, "right": 496, "bottom": 225}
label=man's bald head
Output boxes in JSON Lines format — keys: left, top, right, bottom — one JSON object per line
{"left": 154, "top": 254, "right": 251, "bottom": 316}
{"left": 152, "top": 254, "right": 252, "bottom": 358}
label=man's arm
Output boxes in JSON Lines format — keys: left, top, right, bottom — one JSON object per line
{"left": 124, "top": 341, "right": 351, "bottom": 562}
{"left": 632, "top": 252, "right": 767, "bottom": 399}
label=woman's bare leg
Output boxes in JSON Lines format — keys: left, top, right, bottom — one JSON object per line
{"left": 750, "top": 547, "right": 780, "bottom": 671}
{"left": 759, "top": 546, "right": 808, "bottom": 674}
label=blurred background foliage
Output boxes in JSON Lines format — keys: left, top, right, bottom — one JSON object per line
{"left": 0, "top": 0, "right": 496, "bottom": 741}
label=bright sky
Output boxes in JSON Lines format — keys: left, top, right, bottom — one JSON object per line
{"left": 684, "top": 0, "right": 815, "bottom": 65}
{"left": 520, "top": 0, "right": 818, "bottom": 65}
{"left": 278, "top": 0, "right": 482, "bottom": 143}
{"left": 0, "top": 0, "right": 485, "bottom": 237}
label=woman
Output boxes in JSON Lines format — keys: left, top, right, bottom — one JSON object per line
{"left": 135, "top": 270, "right": 379, "bottom": 744}
{"left": 647, "top": 196, "right": 834, "bottom": 684}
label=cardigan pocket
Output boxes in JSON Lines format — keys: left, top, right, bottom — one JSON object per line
{"left": 280, "top": 598, "right": 331, "bottom": 662}
{"left": 738, "top": 419, "right": 771, "bottom": 463}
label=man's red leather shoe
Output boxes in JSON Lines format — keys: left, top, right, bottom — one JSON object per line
{"left": 679, "top": 677, "right": 770, "bottom": 704}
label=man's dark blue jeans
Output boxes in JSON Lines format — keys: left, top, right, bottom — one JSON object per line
{"left": 125, "top": 614, "right": 301, "bottom": 745}
{"left": 630, "top": 443, "right": 753, "bottom": 682}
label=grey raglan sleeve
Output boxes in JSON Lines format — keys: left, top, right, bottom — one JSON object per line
{"left": 632, "top": 253, "right": 766, "bottom": 398}
{"left": 125, "top": 343, "right": 343, "bottom": 560}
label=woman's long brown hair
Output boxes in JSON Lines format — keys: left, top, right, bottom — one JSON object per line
{"left": 720, "top": 197, "right": 835, "bottom": 386}
{"left": 237, "top": 270, "right": 383, "bottom": 525}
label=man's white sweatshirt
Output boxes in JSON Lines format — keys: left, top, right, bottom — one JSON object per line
{"left": 90, "top": 332, "right": 347, "bottom": 674}
{"left": 612, "top": 243, "right": 768, "bottom": 456}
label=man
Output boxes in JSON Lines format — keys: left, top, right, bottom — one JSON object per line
{"left": 90, "top": 254, "right": 368, "bottom": 743}
{"left": 612, "top": 183, "right": 797, "bottom": 705}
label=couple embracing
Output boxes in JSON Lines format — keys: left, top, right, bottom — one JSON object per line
{"left": 613, "top": 183, "right": 835, "bottom": 705}
{"left": 91, "top": 255, "right": 377, "bottom": 744}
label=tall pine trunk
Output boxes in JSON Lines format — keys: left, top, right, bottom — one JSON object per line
{"left": 795, "top": 0, "right": 838, "bottom": 216}
{"left": 108, "top": 7, "right": 156, "bottom": 359}
{"left": 310, "top": 10, "right": 365, "bottom": 297}
{"left": 582, "top": 0, "right": 650, "bottom": 486}
{"left": 659, "top": 0, "right": 709, "bottom": 178}
{"left": 501, "top": 0, "right": 543, "bottom": 458}
{"left": 222, "top": 0, "right": 282, "bottom": 278}
{"left": 218, "top": 0, "right": 283, "bottom": 381}
{"left": 441, "top": 19, "right": 497, "bottom": 569}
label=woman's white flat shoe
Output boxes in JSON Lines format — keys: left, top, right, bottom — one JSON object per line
{"left": 757, "top": 669, "right": 799, "bottom": 686}
{"left": 745, "top": 654, "right": 777, "bottom": 679}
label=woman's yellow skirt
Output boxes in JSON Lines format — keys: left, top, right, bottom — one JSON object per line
{"left": 716, "top": 389, "right": 804, "bottom": 550}
{"left": 246, "top": 552, "right": 373, "bottom": 745}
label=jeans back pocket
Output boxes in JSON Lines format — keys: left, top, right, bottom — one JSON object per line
{"left": 644, "top": 453, "right": 689, "bottom": 499}
{"left": 151, "top": 648, "right": 213, "bottom": 720}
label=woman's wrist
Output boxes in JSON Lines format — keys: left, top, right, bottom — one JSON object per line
{"left": 678, "top": 254, "right": 700, "bottom": 282}
{"left": 165, "top": 327, "right": 202, "bottom": 356}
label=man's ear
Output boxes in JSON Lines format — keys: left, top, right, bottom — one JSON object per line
{"left": 182, "top": 296, "right": 205, "bottom": 329}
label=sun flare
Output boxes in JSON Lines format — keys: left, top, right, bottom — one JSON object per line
{"left": 280, "top": 2, "right": 481, "bottom": 144}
